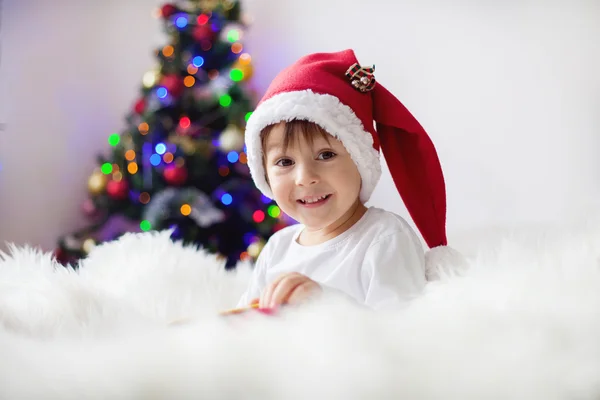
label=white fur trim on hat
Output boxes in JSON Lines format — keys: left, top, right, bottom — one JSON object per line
{"left": 245, "top": 89, "right": 381, "bottom": 203}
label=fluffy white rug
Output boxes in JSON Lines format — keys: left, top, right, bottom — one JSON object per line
{"left": 1, "top": 221, "right": 600, "bottom": 399}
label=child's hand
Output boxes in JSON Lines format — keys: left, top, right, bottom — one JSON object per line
{"left": 260, "top": 272, "right": 322, "bottom": 308}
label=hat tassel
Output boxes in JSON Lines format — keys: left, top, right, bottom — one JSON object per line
{"left": 425, "top": 245, "right": 469, "bottom": 281}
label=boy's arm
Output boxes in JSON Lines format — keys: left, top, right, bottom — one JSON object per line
{"left": 236, "top": 245, "right": 270, "bottom": 307}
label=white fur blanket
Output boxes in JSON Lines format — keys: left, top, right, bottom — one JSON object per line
{"left": 1, "top": 222, "right": 600, "bottom": 399}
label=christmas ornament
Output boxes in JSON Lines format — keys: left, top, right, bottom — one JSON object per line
{"left": 187, "top": 190, "right": 226, "bottom": 227}
{"left": 218, "top": 124, "right": 244, "bottom": 151}
{"left": 161, "top": 3, "right": 178, "bottom": 18}
{"left": 161, "top": 116, "right": 174, "bottom": 131}
{"left": 221, "top": 24, "right": 243, "bottom": 43}
{"left": 345, "top": 63, "right": 376, "bottom": 93}
{"left": 106, "top": 179, "right": 129, "bottom": 200}
{"left": 81, "top": 198, "right": 98, "bottom": 217}
{"left": 231, "top": 57, "right": 253, "bottom": 81}
{"left": 63, "top": 235, "right": 83, "bottom": 251}
{"left": 176, "top": 120, "right": 203, "bottom": 137}
{"left": 53, "top": 247, "right": 65, "bottom": 259}
{"left": 88, "top": 171, "right": 108, "bottom": 195}
{"left": 82, "top": 238, "right": 96, "bottom": 254}
{"left": 160, "top": 74, "right": 184, "bottom": 97}
{"left": 247, "top": 240, "right": 265, "bottom": 258}
{"left": 53, "top": 247, "right": 69, "bottom": 264}
{"left": 210, "top": 74, "right": 234, "bottom": 93}
{"left": 169, "top": 135, "right": 197, "bottom": 154}
{"left": 163, "top": 165, "right": 188, "bottom": 185}
{"left": 195, "top": 140, "right": 214, "bottom": 158}
{"left": 143, "top": 187, "right": 225, "bottom": 229}
{"left": 222, "top": 0, "right": 236, "bottom": 11}
{"left": 142, "top": 189, "right": 177, "bottom": 227}
{"left": 193, "top": 24, "right": 217, "bottom": 42}
{"left": 198, "top": 0, "right": 220, "bottom": 12}
{"left": 193, "top": 85, "right": 214, "bottom": 101}
{"left": 142, "top": 69, "right": 161, "bottom": 89}
{"left": 134, "top": 98, "right": 146, "bottom": 114}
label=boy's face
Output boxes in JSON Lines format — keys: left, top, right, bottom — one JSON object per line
{"left": 263, "top": 122, "right": 362, "bottom": 231}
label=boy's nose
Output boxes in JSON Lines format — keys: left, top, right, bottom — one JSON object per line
{"left": 295, "top": 163, "right": 319, "bottom": 186}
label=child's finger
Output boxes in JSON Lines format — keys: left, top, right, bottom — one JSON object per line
{"left": 260, "top": 281, "right": 276, "bottom": 308}
{"left": 269, "top": 275, "right": 305, "bottom": 308}
{"left": 249, "top": 298, "right": 259, "bottom": 305}
{"left": 286, "top": 282, "right": 309, "bottom": 305}
{"left": 261, "top": 280, "right": 282, "bottom": 308}
{"left": 260, "top": 272, "right": 298, "bottom": 308}
{"left": 287, "top": 281, "right": 321, "bottom": 305}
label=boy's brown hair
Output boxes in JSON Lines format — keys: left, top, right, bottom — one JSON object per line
{"left": 260, "top": 119, "right": 332, "bottom": 156}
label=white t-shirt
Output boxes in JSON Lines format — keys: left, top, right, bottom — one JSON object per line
{"left": 237, "top": 207, "right": 427, "bottom": 310}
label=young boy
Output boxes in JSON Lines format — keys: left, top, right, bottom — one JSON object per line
{"left": 237, "top": 49, "right": 460, "bottom": 311}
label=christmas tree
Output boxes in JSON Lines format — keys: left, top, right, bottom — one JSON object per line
{"left": 55, "top": 0, "right": 291, "bottom": 269}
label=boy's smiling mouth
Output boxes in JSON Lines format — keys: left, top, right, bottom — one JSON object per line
{"left": 297, "top": 194, "right": 332, "bottom": 205}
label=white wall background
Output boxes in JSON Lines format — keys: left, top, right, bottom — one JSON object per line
{"left": 1, "top": 0, "right": 599, "bottom": 253}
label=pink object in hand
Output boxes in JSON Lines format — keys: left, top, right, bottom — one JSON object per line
{"left": 256, "top": 307, "right": 277, "bottom": 316}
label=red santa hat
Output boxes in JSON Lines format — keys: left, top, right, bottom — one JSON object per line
{"left": 244, "top": 49, "right": 465, "bottom": 280}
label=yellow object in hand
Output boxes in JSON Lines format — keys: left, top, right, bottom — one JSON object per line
{"left": 218, "top": 302, "right": 260, "bottom": 316}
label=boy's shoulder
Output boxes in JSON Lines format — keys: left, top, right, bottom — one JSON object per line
{"left": 260, "top": 207, "right": 418, "bottom": 251}
{"left": 360, "top": 207, "right": 418, "bottom": 238}
{"left": 261, "top": 223, "right": 302, "bottom": 252}
{"left": 358, "top": 207, "right": 425, "bottom": 254}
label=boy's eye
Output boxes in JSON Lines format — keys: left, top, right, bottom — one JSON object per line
{"left": 318, "top": 151, "right": 336, "bottom": 160}
{"left": 275, "top": 158, "right": 293, "bottom": 167}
